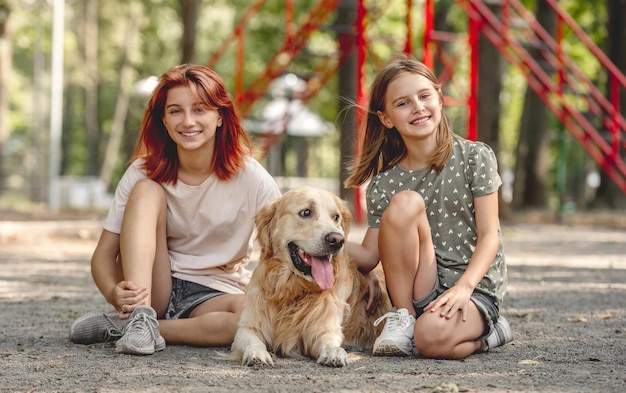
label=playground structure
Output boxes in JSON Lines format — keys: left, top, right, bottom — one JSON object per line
{"left": 205, "top": 0, "right": 626, "bottom": 196}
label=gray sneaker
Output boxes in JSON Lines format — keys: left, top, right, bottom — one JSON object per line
{"left": 115, "top": 306, "right": 165, "bottom": 355}
{"left": 482, "top": 315, "right": 513, "bottom": 351}
{"left": 69, "top": 310, "right": 125, "bottom": 344}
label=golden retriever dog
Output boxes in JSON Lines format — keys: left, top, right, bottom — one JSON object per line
{"left": 229, "top": 186, "right": 391, "bottom": 367}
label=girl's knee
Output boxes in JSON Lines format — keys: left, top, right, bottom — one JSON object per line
{"left": 126, "top": 179, "right": 167, "bottom": 213}
{"left": 129, "top": 179, "right": 166, "bottom": 202}
{"left": 382, "top": 190, "right": 426, "bottom": 224}
{"left": 414, "top": 315, "right": 451, "bottom": 357}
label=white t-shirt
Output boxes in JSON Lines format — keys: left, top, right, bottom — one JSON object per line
{"left": 103, "top": 156, "right": 281, "bottom": 294}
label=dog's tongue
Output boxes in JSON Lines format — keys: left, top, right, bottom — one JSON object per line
{"left": 311, "top": 256, "right": 334, "bottom": 290}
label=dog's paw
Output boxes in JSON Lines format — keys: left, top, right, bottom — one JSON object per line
{"left": 242, "top": 346, "right": 274, "bottom": 367}
{"left": 317, "top": 346, "right": 349, "bottom": 367}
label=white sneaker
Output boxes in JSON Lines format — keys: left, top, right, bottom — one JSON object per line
{"left": 372, "top": 308, "right": 416, "bottom": 356}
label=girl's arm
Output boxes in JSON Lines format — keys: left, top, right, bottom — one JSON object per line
{"left": 346, "top": 227, "right": 381, "bottom": 273}
{"left": 424, "top": 191, "right": 500, "bottom": 320}
{"left": 347, "top": 227, "right": 383, "bottom": 313}
{"left": 455, "top": 191, "right": 501, "bottom": 291}
{"left": 91, "top": 229, "right": 147, "bottom": 316}
{"left": 91, "top": 229, "right": 123, "bottom": 306}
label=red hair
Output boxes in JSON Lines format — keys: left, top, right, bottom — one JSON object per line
{"left": 132, "top": 64, "right": 252, "bottom": 184}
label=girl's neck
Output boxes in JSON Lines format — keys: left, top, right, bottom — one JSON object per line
{"left": 399, "top": 137, "right": 437, "bottom": 171}
{"left": 177, "top": 148, "right": 214, "bottom": 185}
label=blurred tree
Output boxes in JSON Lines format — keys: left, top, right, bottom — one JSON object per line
{"left": 513, "top": 0, "right": 555, "bottom": 208}
{"left": 334, "top": 1, "right": 357, "bottom": 206}
{"left": 83, "top": 0, "right": 101, "bottom": 177}
{"left": 0, "top": 0, "right": 12, "bottom": 197}
{"left": 476, "top": 1, "right": 506, "bottom": 217}
{"left": 593, "top": 0, "right": 626, "bottom": 208}
{"left": 99, "top": 2, "right": 144, "bottom": 188}
{"left": 179, "top": 0, "right": 199, "bottom": 64}
{"left": 2, "top": 0, "right": 623, "bottom": 214}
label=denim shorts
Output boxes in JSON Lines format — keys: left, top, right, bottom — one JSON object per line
{"left": 165, "top": 277, "right": 226, "bottom": 320}
{"left": 411, "top": 278, "right": 499, "bottom": 341}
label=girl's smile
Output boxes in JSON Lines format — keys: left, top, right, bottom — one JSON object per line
{"left": 377, "top": 72, "right": 442, "bottom": 140}
{"left": 163, "top": 85, "right": 222, "bottom": 153}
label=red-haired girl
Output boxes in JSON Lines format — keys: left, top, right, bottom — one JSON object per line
{"left": 70, "top": 64, "right": 280, "bottom": 355}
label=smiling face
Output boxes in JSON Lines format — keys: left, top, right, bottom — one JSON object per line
{"left": 376, "top": 72, "right": 442, "bottom": 143}
{"left": 162, "top": 85, "right": 223, "bottom": 155}
{"left": 255, "top": 187, "right": 352, "bottom": 291}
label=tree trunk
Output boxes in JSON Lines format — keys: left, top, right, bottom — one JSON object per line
{"left": 84, "top": 0, "right": 101, "bottom": 176}
{"left": 179, "top": 0, "right": 199, "bottom": 64}
{"left": 334, "top": 2, "right": 357, "bottom": 208}
{"left": 0, "top": 0, "right": 12, "bottom": 196}
{"left": 512, "top": 0, "right": 555, "bottom": 208}
{"left": 477, "top": 3, "right": 508, "bottom": 218}
{"left": 99, "top": 4, "right": 142, "bottom": 188}
{"left": 593, "top": 0, "right": 626, "bottom": 208}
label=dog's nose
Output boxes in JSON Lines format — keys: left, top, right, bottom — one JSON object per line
{"left": 325, "top": 232, "right": 345, "bottom": 249}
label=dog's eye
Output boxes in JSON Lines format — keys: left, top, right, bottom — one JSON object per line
{"left": 299, "top": 209, "right": 312, "bottom": 218}
{"left": 333, "top": 214, "right": 340, "bottom": 222}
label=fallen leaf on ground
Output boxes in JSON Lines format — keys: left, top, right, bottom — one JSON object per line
{"left": 518, "top": 359, "right": 541, "bottom": 365}
{"left": 433, "top": 382, "right": 459, "bottom": 392}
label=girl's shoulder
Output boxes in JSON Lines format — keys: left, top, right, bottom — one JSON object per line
{"left": 451, "top": 138, "right": 499, "bottom": 169}
{"left": 232, "top": 156, "right": 280, "bottom": 194}
{"left": 451, "top": 138, "right": 501, "bottom": 195}
{"left": 127, "top": 157, "right": 146, "bottom": 171}
{"left": 237, "top": 156, "right": 274, "bottom": 180}
{"left": 452, "top": 137, "right": 495, "bottom": 157}
{"left": 117, "top": 158, "right": 148, "bottom": 186}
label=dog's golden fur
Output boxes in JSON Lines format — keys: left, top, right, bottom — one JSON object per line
{"left": 229, "top": 186, "right": 390, "bottom": 367}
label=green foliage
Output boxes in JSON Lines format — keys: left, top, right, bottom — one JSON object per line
{"left": 3, "top": 0, "right": 622, "bottom": 207}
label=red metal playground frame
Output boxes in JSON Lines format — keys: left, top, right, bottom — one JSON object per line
{"left": 206, "top": 0, "right": 626, "bottom": 203}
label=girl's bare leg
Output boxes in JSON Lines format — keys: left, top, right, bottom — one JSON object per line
{"left": 378, "top": 190, "right": 438, "bottom": 316}
{"left": 159, "top": 293, "right": 245, "bottom": 346}
{"left": 119, "top": 179, "right": 172, "bottom": 316}
{"left": 414, "top": 302, "right": 484, "bottom": 359}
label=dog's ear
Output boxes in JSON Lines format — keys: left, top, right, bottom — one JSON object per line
{"left": 334, "top": 194, "right": 352, "bottom": 235}
{"left": 255, "top": 198, "right": 279, "bottom": 256}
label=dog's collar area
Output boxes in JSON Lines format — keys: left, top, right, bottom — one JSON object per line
{"left": 288, "top": 242, "right": 312, "bottom": 276}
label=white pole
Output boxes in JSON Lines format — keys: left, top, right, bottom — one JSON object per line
{"left": 48, "top": 0, "right": 65, "bottom": 212}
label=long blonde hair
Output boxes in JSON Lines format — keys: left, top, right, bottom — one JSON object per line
{"left": 344, "top": 53, "right": 455, "bottom": 188}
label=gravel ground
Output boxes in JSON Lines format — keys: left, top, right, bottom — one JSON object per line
{"left": 0, "top": 215, "right": 625, "bottom": 393}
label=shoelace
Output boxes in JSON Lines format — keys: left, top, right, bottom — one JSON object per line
{"left": 100, "top": 313, "right": 125, "bottom": 343}
{"left": 374, "top": 311, "right": 419, "bottom": 355}
{"left": 123, "top": 313, "right": 160, "bottom": 341}
{"left": 104, "top": 328, "right": 123, "bottom": 342}
{"left": 374, "top": 311, "right": 402, "bottom": 328}
{"left": 103, "top": 313, "right": 124, "bottom": 331}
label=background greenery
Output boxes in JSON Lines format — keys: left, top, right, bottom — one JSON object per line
{"left": 1, "top": 0, "right": 624, "bottom": 217}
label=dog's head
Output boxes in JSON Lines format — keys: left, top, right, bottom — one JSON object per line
{"left": 255, "top": 186, "right": 352, "bottom": 291}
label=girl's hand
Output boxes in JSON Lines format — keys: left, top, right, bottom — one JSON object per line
{"left": 363, "top": 270, "right": 383, "bottom": 315}
{"left": 423, "top": 283, "right": 473, "bottom": 321}
{"left": 110, "top": 281, "right": 148, "bottom": 319}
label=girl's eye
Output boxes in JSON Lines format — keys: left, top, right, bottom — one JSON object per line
{"left": 299, "top": 209, "right": 312, "bottom": 218}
